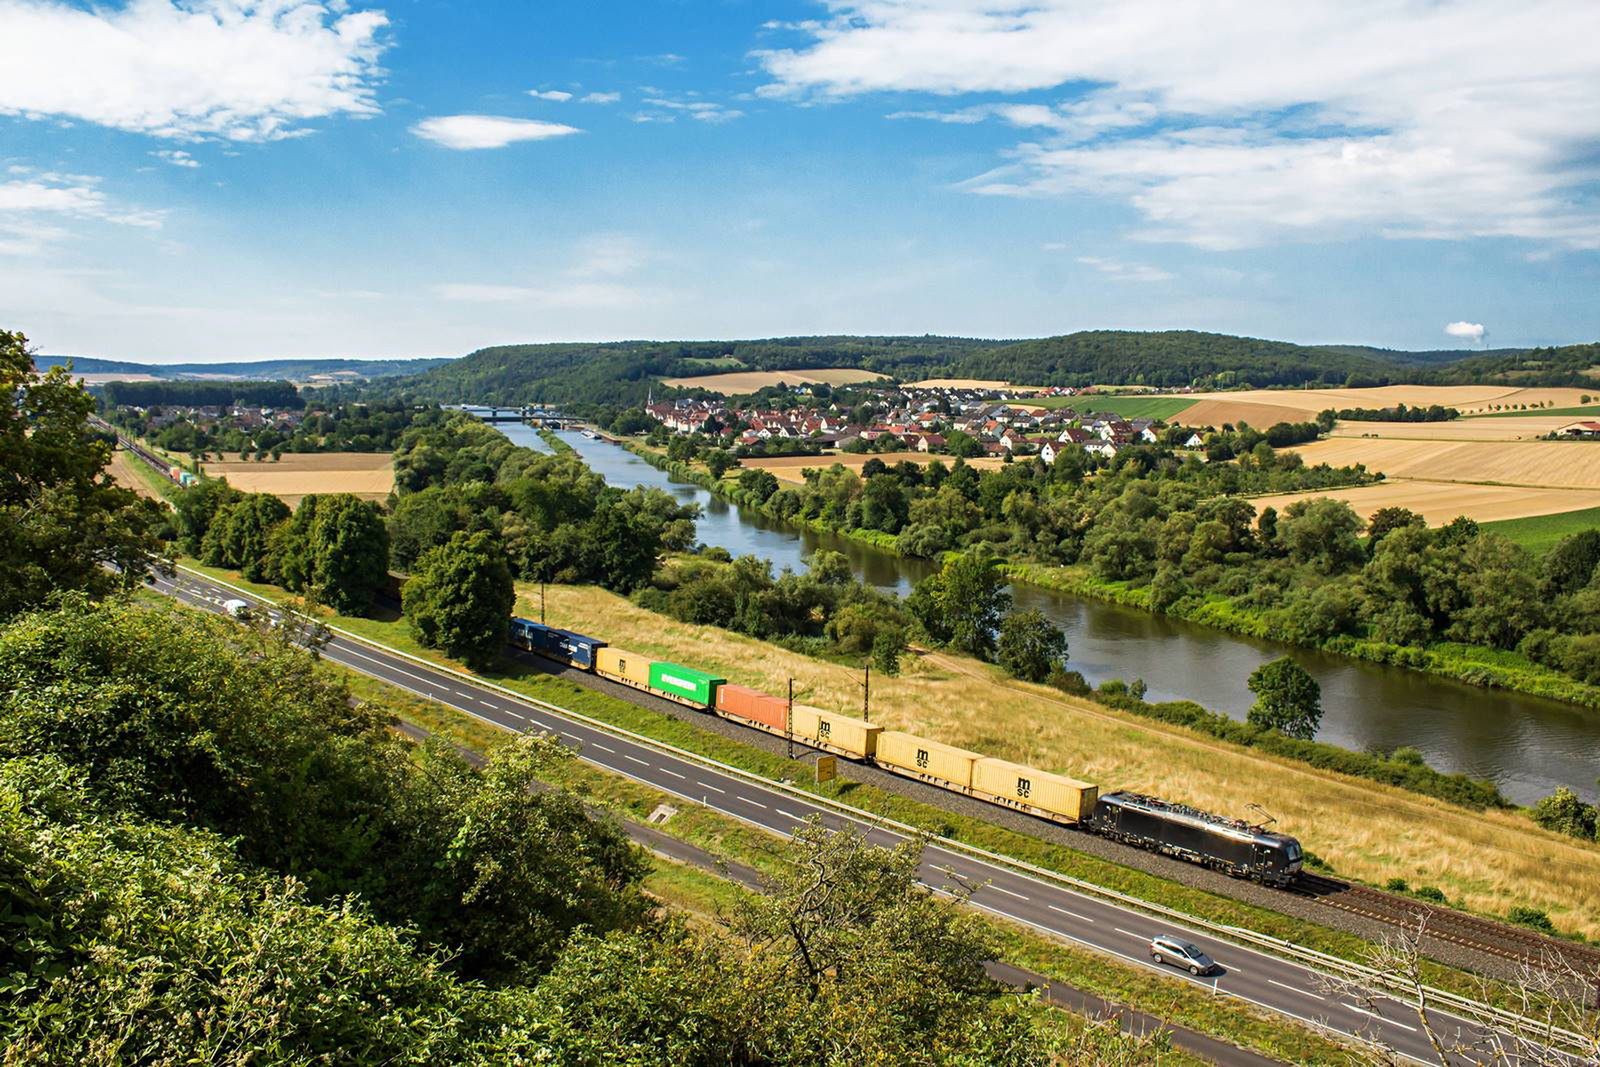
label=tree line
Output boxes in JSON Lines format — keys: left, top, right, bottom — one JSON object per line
{"left": 97, "top": 377, "right": 304, "bottom": 409}
{"left": 105, "top": 398, "right": 434, "bottom": 458}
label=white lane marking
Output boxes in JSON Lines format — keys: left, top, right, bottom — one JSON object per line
{"left": 339, "top": 646, "right": 444, "bottom": 689}
{"left": 623, "top": 754, "right": 649, "bottom": 766}
{"left": 476, "top": 697, "right": 496, "bottom": 708}
{"left": 1115, "top": 927, "right": 1146, "bottom": 940}
{"left": 1269, "top": 979, "right": 1322, "bottom": 1000}
{"left": 989, "top": 883, "right": 1028, "bottom": 901}
{"left": 737, "top": 796, "right": 767, "bottom": 809}
{"left": 1048, "top": 904, "right": 1094, "bottom": 923}
{"left": 658, "top": 768, "right": 687, "bottom": 780}
{"left": 775, "top": 808, "right": 805, "bottom": 821}
{"left": 701, "top": 783, "right": 725, "bottom": 794}
{"left": 589, "top": 742, "right": 615, "bottom": 753}
{"left": 1347, "top": 1004, "right": 1417, "bottom": 1033}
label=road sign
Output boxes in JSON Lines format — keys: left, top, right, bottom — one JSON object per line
{"left": 815, "top": 754, "right": 838, "bottom": 783}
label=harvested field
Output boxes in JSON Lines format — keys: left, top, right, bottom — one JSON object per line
{"left": 1173, "top": 385, "right": 1594, "bottom": 428}
{"left": 107, "top": 450, "right": 166, "bottom": 501}
{"left": 745, "top": 450, "right": 1005, "bottom": 484}
{"left": 201, "top": 452, "right": 393, "bottom": 507}
{"left": 536, "top": 580, "right": 1600, "bottom": 937}
{"left": 661, "top": 368, "right": 885, "bottom": 394}
{"left": 906, "top": 377, "right": 1039, "bottom": 391}
{"left": 1290, "top": 438, "right": 1600, "bottom": 489}
{"left": 1249, "top": 481, "right": 1600, "bottom": 527}
{"left": 1327, "top": 416, "right": 1576, "bottom": 441}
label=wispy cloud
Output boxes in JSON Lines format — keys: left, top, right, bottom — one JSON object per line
{"left": 580, "top": 91, "right": 621, "bottom": 105}
{"left": 0, "top": 0, "right": 389, "bottom": 141}
{"left": 434, "top": 233, "right": 659, "bottom": 309}
{"left": 759, "top": 1, "right": 1600, "bottom": 250}
{"left": 411, "top": 114, "right": 580, "bottom": 150}
{"left": 151, "top": 149, "right": 200, "bottom": 169}
{"left": 0, "top": 170, "right": 161, "bottom": 257}
{"left": 636, "top": 95, "right": 743, "bottom": 124}
{"left": 528, "top": 89, "right": 573, "bottom": 102}
{"left": 1073, "top": 255, "right": 1174, "bottom": 283}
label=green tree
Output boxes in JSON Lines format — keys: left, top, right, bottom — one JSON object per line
{"left": 277, "top": 493, "right": 391, "bottom": 614}
{"left": 1366, "top": 505, "right": 1424, "bottom": 553}
{"left": 0, "top": 330, "right": 169, "bottom": 617}
{"left": 703, "top": 448, "right": 738, "bottom": 479}
{"left": 202, "top": 492, "right": 290, "bottom": 581}
{"left": 907, "top": 550, "right": 1012, "bottom": 660}
{"left": 1246, "top": 657, "right": 1323, "bottom": 740}
{"left": 1530, "top": 787, "right": 1597, "bottom": 840}
{"left": 403, "top": 529, "right": 516, "bottom": 669}
{"left": 871, "top": 625, "right": 906, "bottom": 677}
{"left": 996, "top": 608, "right": 1068, "bottom": 682}
{"left": 1277, "top": 498, "right": 1364, "bottom": 574}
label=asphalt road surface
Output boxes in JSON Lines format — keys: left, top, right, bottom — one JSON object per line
{"left": 153, "top": 570, "right": 1567, "bottom": 1066}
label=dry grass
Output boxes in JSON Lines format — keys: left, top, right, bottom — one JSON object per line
{"left": 1175, "top": 386, "right": 1593, "bottom": 428}
{"left": 745, "top": 450, "right": 1006, "bottom": 484}
{"left": 906, "top": 377, "right": 1038, "bottom": 390}
{"left": 201, "top": 451, "right": 393, "bottom": 507}
{"left": 1248, "top": 481, "right": 1600, "bottom": 526}
{"left": 1291, "top": 438, "right": 1600, "bottom": 489}
{"left": 660, "top": 368, "right": 886, "bottom": 394}
{"left": 531, "top": 581, "right": 1600, "bottom": 936}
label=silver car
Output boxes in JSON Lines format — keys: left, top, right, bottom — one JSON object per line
{"left": 1150, "top": 935, "right": 1218, "bottom": 976}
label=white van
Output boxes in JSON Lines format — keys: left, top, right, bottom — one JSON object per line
{"left": 222, "top": 599, "right": 252, "bottom": 620}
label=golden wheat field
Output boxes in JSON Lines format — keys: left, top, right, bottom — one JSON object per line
{"left": 1249, "top": 481, "right": 1600, "bottom": 526}
{"left": 905, "top": 377, "right": 1044, "bottom": 390}
{"left": 744, "top": 451, "right": 1006, "bottom": 484}
{"left": 201, "top": 452, "right": 394, "bottom": 507}
{"left": 528, "top": 581, "right": 1600, "bottom": 936}
{"left": 660, "top": 368, "right": 886, "bottom": 394}
{"left": 1292, "top": 438, "right": 1600, "bottom": 489}
{"left": 1327, "top": 416, "right": 1580, "bottom": 441}
{"left": 1173, "top": 385, "right": 1594, "bottom": 428}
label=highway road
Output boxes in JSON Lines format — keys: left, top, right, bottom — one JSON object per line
{"left": 153, "top": 569, "right": 1556, "bottom": 1066}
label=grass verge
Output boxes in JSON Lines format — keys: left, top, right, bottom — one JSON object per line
{"left": 1482, "top": 506, "right": 1600, "bottom": 554}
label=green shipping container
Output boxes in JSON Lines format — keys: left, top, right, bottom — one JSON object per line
{"left": 647, "top": 660, "right": 724, "bottom": 707}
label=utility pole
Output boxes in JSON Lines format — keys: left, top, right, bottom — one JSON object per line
{"left": 862, "top": 663, "right": 870, "bottom": 721}
{"left": 787, "top": 677, "right": 795, "bottom": 760}
{"left": 540, "top": 581, "right": 546, "bottom": 625}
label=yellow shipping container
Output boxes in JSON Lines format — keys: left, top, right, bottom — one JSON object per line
{"left": 790, "top": 704, "right": 881, "bottom": 759}
{"left": 875, "top": 731, "right": 983, "bottom": 789}
{"left": 971, "top": 758, "right": 1097, "bottom": 823}
{"left": 595, "top": 646, "right": 653, "bottom": 690}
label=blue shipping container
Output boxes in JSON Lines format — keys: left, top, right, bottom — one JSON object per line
{"left": 508, "top": 617, "right": 606, "bottom": 670}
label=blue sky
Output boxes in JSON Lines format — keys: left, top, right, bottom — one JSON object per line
{"left": 2, "top": 0, "right": 1598, "bottom": 362}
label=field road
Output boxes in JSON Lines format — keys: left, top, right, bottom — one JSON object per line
{"left": 150, "top": 568, "right": 1587, "bottom": 1066}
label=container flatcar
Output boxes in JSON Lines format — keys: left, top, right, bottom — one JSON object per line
{"left": 971, "top": 757, "right": 1097, "bottom": 825}
{"left": 1088, "top": 792, "right": 1302, "bottom": 885}
{"left": 595, "top": 646, "right": 653, "bottom": 691}
{"left": 647, "top": 660, "right": 723, "bottom": 709}
{"left": 874, "top": 731, "right": 984, "bottom": 791}
{"left": 508, "top": 617, "right": 606, "bottom": 669}
{"left": 789, "top": 704, "right": 881, "bottom": 760}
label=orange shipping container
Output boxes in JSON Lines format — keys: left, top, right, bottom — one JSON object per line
{"left": 715, "top": 684, "right": 789, "bottom": 732}
{"left": 595, "top": 646, "right": 652, "bottom": 689}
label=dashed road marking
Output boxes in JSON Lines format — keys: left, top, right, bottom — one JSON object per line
{"left": 1347, "top": 1004, "right": 1416, "bottom": 1033}
{"left": 1269, "top": 979, "right": 1321, "bottom": 1000}
{"left": 623, "top": 754, "right": 649, "bottom": 766}
{"left": 989, "top": 884, "right": 1028, "bottom": 901}
{"left": 658, "top": 768, "right": 686, "bottom": 780}
{"left": 1048, "top": 904, "right": 1094, "bottom": 923}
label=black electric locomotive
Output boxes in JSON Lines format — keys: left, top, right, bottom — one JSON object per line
{"left": 1088, "top": 792, "right": 1303, "bottom": 885}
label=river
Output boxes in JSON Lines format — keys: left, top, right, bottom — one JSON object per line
{"left": 497, "top": 421, "right": 1600, "bottom": 805}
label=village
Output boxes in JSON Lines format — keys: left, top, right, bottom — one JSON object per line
{"left": 645, "top": 383, "right": 1178, "bottom": 463}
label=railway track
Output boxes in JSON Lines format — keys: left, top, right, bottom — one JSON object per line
{"left": 1293, "top": 873, "right": 1600, "bottom": 972}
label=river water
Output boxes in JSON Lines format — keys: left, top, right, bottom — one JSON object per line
{"left": 496, "top": 421, "right": 1599, "bottom": 805}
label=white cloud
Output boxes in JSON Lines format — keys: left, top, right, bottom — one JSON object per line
{"left": 0, "top": 0, "right": 389, "bottom": 142}
{"left": 580, "top": 91, "right": 621, "bottom": 105}
{"left": 1445, "top": 321, "right": 1486, "bottom": 342}
{"left": 0, "top": 172, "right": 161, "bottom": 257}
{"left": 758, "top": 1, "right": 1600, "bottom": 249}
{"left": 528, "top": 89, "right": 573, "bottom": 102}
{"left": 1074, "top": 255, "right": 1173, "bottom": 283}
{"left": 411, "top": 114, "right": 581, "bottom": 150}
{"left": 152, "top": 149, "right": 200, "bottom": 169}
{"left": 638, "top": 96, "right": 744, "bottom": 124}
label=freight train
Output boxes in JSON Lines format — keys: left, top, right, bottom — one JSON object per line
{"left": 508, "top": 616, "right": 1304, "bottom": 885}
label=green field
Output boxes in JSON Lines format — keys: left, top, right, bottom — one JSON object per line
{"left": 1029, "top": 395, "right": 1196, "bottom": 420}
{"left": 1464, "top": 404, "right": 1600, "bottom": 419}
{"left": 1482, "top": 506, "right": 1600, "bottom": 553}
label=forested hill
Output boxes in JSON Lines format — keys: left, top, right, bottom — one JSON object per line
{"left": 34, "top": 354, "right": 450, "bottom": 381}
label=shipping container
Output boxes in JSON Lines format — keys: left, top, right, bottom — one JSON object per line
{"left": 508, "top": 616, "right": 606, "bottom": 669}
{"left": 790, "top": 704, "right": 881, "bottom": 760}
{"left": 714, "top": 684, "right": 790, "bottom": 732}
{"left": 595, "top": 646, "right": 653, "bottom": 690}
{"left": 971, "top": 757, "right": 1097, "bottom": 823}
{"left": 874, "top": 731, "right": 983, "bottom": 789}
{"left": 647, "top": 660, "right": 723, "bottom": 708}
